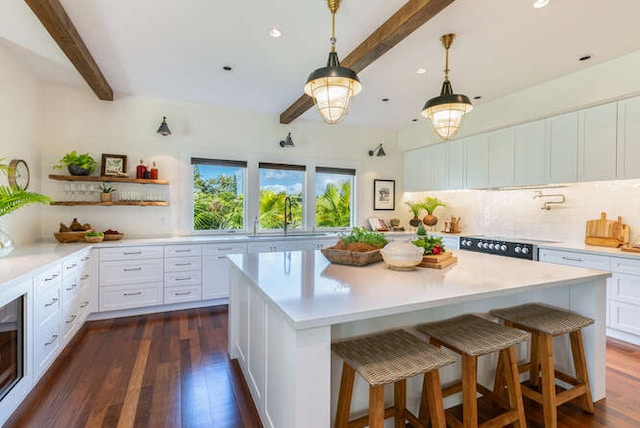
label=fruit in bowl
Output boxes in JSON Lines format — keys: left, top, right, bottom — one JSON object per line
{"left": 380, "top": 240, "right": 424, "bottom": 270}
{"left": 103, "top": 229, "right": 124, "bottom": 241}
{"left": 84, "top": 232, "right": 104, "bottom": 243}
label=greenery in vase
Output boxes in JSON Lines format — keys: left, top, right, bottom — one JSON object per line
{"left": 405, "top": 201, "right": 423, "bottom": 217}
{"left": 53, "top": 151, "right": 98, "bottom": 173}
{"left": 100, "top": 183, "right": 116, "bottom": 193}
{"left": 420, "top": 196, "right": 446, "bottom": 214}
{"left": 412, "top": 235, "right": 446, "bottom": 255}
{"left": 338, "top": 227, "right": 388, "bottom": 248}
{"left": 0, "top": 160, "right": 51, "bottom": 217}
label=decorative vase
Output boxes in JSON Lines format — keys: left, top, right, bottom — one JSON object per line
{"left": 423, "top": 214, "right": 438, "bottom": 226}
{"left": 409, "top": 217, "right": 422, "bottom": 227}
{"left": 100, "top": 193, "right": 112, "bottom": 202}
{"left": 67, "top": 164, "right": 91, "bottom": 176}
{"left": 0, "top": 228, "right": 15, "bottom": 257}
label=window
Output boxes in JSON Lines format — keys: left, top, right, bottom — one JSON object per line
{"left": 258, "top": 162, "right": 305, "bottom": 231}
{"left": 192, "top": 158, "right": 246, "bottom": 231}
{"left": 315, "top": 166, "right": 355, "bottom": 228}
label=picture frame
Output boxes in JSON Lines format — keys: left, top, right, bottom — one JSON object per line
{"left": 373, "top": 179, "right": 395, "bottom": 210}
{"left": 101, "top": 154, "right": 127, "bottom": 177}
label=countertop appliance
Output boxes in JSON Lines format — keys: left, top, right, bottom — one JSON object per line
{"left": 458, "top": 235, "right": 556, "bottom": 261}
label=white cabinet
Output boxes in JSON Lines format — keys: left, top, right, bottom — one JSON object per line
{"left": 578, "top": 102, "right": 618, "bottom": 182}
{"left": 448, "top": 139, "right": 465, "bottom": 189}
{"left": 164, "top": 244, "right": 202, "bottom": 304}
{"left": 403, "top": 147, "right": 429, "bottom": 192}
{"left": 202, "top": 243, "right": 247, "bottom": 300}
{"left": 33, "top": 264, "right": 62, "bottom": 377}
{"left": 464, "top": 134, "right": 489, "bottom": 188}
{"left": 616, "top": 96, "right": 640, "bottom": 179}
{"left": 488, "top": 128, "right": 515, "bottom": 187}
{"left": 547, "top": 111, "right": 579, "bottom": 183}
{"left": 247, "top": 240, "right": 303, "bottom": 253}
{"left": 424, "top": 143, "right": 449, "bottom": 190}
{"left": 514, "top": 120, "right": 547, "bottom": 186}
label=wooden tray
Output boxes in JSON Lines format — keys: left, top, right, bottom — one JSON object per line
{"left": 418, "top": 251, "right": 457, "bottom": 269}
{"left": 54, "top": 231, "right": 89, "bottom": 243}
{"left": 320, "top": 247, "right": 382, "bottom": 266}
{"left": 620, "top": 246, "right": 640, "bottom": 253}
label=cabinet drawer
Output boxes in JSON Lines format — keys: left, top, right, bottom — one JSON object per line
{"left": 202, "top": 243, "right": 247, "bottom": 256}
{"left": 538, "top": 249, "right": 610, "bottom": 270}
{"left": 164, "top": 244, "right": 202, "bottom": 257}
{"left": 35, "top": 265, "right": 61, "bottom": 288}
{"left": 610, "top": 257, "right": 640, "bottom": 275}
{"left": 164, "top": 285, "right": 202, "bottom": 304}
{"left": 62, "top": 256, "right": 79, "bottom": 275}
{"left": 35, "top": 284, "right": 61, "bottom": 326}
{"left": 609, "top": 301, "right": 640, "bottom": 336}
{"left": 609, "top": 273, "right": 640, "bottom": 304}
{"left": 61, "top": 277, "right": 78, "bottom": 306}
{"left": 164, "top": 256, "right": 202, "bottom": 272}
{"left": 100, "top": 246, "right": 164, "bottom": 261}
{"left": 99, "top": 259, "right": 163, "bottom": 287}
{"left": 99, "top": 284, "right": 163, "bottom": 312}
{"left": 61, "top": 300, "right": 81, "bottom": 341}
{"left": 165, "top": 271, "right": 201, "bottom": 287}
{"left": 34, "top": 315, "right": 60, "bottom": 375}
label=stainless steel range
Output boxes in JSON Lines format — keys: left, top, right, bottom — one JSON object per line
{"left": 459, "top": 235, "right": 554, "bottom": 261}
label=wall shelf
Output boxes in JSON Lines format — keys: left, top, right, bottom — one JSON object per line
{"left": 48, "top": 174, "right": 169, "bottom": 185}
{"left": 50, "top": 201, "right": 169, "bottom": 206}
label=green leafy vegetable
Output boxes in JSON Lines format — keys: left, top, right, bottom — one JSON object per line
{"left": 338, "top": 227, "right": 388, "bottom": 248}
{"left": 412, "top": 236, "right": 446, "bottom": 255}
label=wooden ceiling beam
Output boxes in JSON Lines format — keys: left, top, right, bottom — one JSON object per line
{"left": 279, "top": 0, "right": 454, "bottom": 124}
{"left": 24, "top": 0, "right": 113, "bottom": 101}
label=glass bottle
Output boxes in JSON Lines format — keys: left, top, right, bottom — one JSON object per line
{"left": 150, "top": 162, "right": 158, "bottom": 180}
{"left": 136, "top": 160, "right": 147, "bottom": 179}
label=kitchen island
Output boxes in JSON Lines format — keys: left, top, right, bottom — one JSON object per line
{"left": 228, "top": 250, "right": 610, "bottom": 428}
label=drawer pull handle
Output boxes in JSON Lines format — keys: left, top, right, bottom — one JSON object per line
{"left": 44, "top": 335, "right": 59, "bottom": 346}
{"left": 44, "top": 298, "right": 59, "bottom": 307}
{"left": 217, "top": 256, "right": 227, "bottom": 260}
{"left": 124, "top": 267, "right": 143, "bottom": 272}
{"left": 175, "top": 277, "right": 192, "bottom": 281}
{"left": 65, "top": 284, "right": 77, "bottom": 291}
{"left": 561, "top": 256, "right": 583, "bottom": 262}
{"left": 217, "top": 247, "right": 233, "bottom": 251}
{"left": 175, "top": 263, "right": 192, "bottom": 266}
{"left": 175, "top": 291, "right": 192, "bottom": 296}
{"left": 124, "top": 251, "right": 142, "bottom": 255}
{"left": 66, "top": 265, "right": 74, "bottom": 270}
{"left": 66, "top": 315, "right": 77, "bottom": 324}
{"left": 175, "top": 249, "right": 192, "bottom": 253}
{"left": 80, "top": 301, "right": 90, "bottom": 308}
{"left": 44, "top": 273, "right": 59, "bottom": 281}
{"left": 81, "top": 256, "right": 90, "bottom": 261}
{"left": 124, "top": 292, "right": 142, "bottom": 296}
{"left": 81, "top": 274, "right": 90, "bottom": 280}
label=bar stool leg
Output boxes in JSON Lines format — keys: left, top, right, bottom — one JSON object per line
{"left": 493, "top": 349, "right": 507, "bottom": 397}
{"left": 394, "top": 379, "right": 406, "bottom": 427}
{"left": 335, "top": 362, "right": 355, "bottom": 428}
{"left": 369, "top": 384, "right": 385, "bottom": 428}
{"left": 424, "top": 370, "right": 447, "bottom": 428}
{"left": 503, "top": 346, "right": 527, "bottom": 428}
{"left": 569, "top": 330, "right": 594, "bottom": 413}
{"left": 539, "top": 334, "right": 558, "bottom": 428}
{"left": 530, "top": 333, "right": 540, "bottom": 387}
{"left": 462, "top": 354, "right": 479, "bottom": 428}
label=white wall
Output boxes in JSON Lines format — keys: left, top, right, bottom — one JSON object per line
{"left": 38, "top": 84, "right": 403, "bottom": 239}
{"left": 0, "top": 44, "right": 44, "bottom": 246}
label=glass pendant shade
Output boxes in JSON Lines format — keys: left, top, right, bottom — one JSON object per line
{"left": 421, "top": 80, "right": 473, "bottom": 140}
{"left": 304, "top": 52, "right": 361, "bottom": 124}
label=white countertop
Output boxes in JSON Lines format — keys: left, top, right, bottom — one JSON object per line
{"left": 228, "top": 250, "right": 610, "bottom": 330}
{"left": 538, "top": 241, "right": 640, "bottom": 259}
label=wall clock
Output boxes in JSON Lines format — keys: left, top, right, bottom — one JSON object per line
{"left": 8, "top": 159, "right": 30, "bottom": 190}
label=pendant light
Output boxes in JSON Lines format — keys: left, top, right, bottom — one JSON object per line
{"left": 157, "top": 116, "right": 171, "bottom": 136}
{"left": 304, "top": 0, "right": 361, "bottom": 124}
{"left": 421, "top": 33, "right": 473, "bottom": 140}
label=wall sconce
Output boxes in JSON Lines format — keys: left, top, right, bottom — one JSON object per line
{"left": 279, "top": 132, "right": 295, "bottom": 148}
{"left": 157, "top": 116, "right": 171, "bottom": 136}
{"left": 368, "top": 143, "right": 386, "bottom": 157}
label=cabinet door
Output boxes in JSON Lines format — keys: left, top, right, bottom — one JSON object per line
{"left": 247, "top": 242, "right": 276, "bottom": 253}
{"left": 617, "top": 96, "right": 640, "bottom": 178}
{"left": 548, "top": 112, "right": 579, "bottom": 183}
{"left": 514, "top": 120, "right": 547, "bottom": 185}
{"left": 426, "top": 143, "right": 449, "bottom": 190}
{"left": 202, "top": 255, "right": 230, "bottom": 299}
{"left": 448, "top": 139, "right": 465, "bottom": 189}
{"left": 403, "top": 147, "right": 429, "bottom": 192}
{"left": 464, "top": 134, "right": 489, "bottom": 188}
{"left": 578, "top": 102, "right": 618, "bottom": 181}
{"left": 488, "top": 128, "right": 515, "bottom": 187}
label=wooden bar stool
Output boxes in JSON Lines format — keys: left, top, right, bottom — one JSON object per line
{"left": 490, "top": 303, "right": 594, "bottom": 428}
{"left": 332, "top": 329, "right": 455, "bottom": 428}
{"left": 417, "top": 314, "right": 529, "bottom": 428}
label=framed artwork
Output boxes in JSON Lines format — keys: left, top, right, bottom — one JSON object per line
{"left": 373, "top": 179, "right": 395, "bottom": 210}
{"left": 101, "top": 154, "right": 127, "bottom": 176}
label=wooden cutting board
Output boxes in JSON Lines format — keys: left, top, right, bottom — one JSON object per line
{"left": 418, "top": 251, "right": 457, "bottom": 269}
{"left": 585, "top": 212, "right": 630, "bottom": 247}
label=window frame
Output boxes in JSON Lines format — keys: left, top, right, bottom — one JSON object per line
{"left": 314, "top": 166, "right": 356, "bottom": 230}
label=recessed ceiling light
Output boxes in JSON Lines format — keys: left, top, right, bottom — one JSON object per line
{"left": 416, "top": 68, "right": 427, "bottom": 74}
{"left": 269, "top": 27, "right": 282, "bottom": 38}
{"left": 533, "top": 0, "right": 550, "bottom": 8}
{"left": 222, "top": 65, "right": 233, "bottom": 71}
{"left": 381, "top": 98, "right": 390, "bottom": 103}
{"left": 473, "top": 96, "right": 482, "bottom": 100}
{"left": 579, "top": 55, "right": 592, "bottom": 61}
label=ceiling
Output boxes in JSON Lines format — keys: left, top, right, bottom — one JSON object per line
{"left": 3, "top": 0, "right": 640, "bottom": 131}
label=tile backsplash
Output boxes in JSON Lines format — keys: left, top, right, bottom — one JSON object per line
{"left": 404, "top": 179, "right": 640, "bottom": 245}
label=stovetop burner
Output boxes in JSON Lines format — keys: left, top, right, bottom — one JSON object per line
{"left": 458, "top": 235, "right": 550, "bottom": 260}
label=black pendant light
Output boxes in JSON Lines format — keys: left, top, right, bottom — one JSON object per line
{"left": 304, "top": 0, "right": 361, "bottom": 124}
{"left": 157, "top": 116, "right": 171, "bottom": 136}
{"left": 421, "top": 34, "right": 473, "bottom": 140}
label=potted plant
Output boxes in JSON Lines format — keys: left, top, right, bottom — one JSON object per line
{"left": 0, "top": 160, "right": 51, "bottom": 256}
{"left": 53, "top": 151, "right": 98, "bottom": 176}
{"left": 420, "top": 196, "right": 446, "bottom": 227}
{"left": 99, "top": 183, "right": 116, "bottom": 202}
{"left": 405, "top": 201, "right": 423, "bottom": 227}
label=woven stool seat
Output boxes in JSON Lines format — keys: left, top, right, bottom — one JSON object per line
{"left": 417, "top": 314, "right": 529, "bottom": 356}
{"left": 332, "top": 329, "right": 455, "bottom": 386}
{"left": 490, "top": 303, "right": 594, "bottom": 335}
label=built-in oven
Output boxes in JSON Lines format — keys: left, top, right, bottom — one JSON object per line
{"left": 0, "top": 295, "right": 23, "bottom": 401}
{"left": 459, "top": 235, "right": 548, "bottom": 261}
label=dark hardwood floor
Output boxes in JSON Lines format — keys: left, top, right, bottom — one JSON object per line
{"left": 5, "top": 307, "right": 640, "bottom": 427}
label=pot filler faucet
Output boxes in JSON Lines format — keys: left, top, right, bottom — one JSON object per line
{"left": 284, "top": 196, "right": 292, "bottom": 236}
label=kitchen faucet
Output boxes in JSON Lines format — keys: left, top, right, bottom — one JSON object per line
{"left": 283, "top": 196, "right": 292, "bottom": 236}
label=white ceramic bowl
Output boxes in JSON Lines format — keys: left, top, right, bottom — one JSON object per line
{"left": 380, "top": 241, "right": 424, "bottom": 270}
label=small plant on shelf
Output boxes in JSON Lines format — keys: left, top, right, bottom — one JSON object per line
{"left": 412, "top": 235, "right": 446, "bottom": 255}
{"left": 99, "top": 182, "right": 116, "bottom": 202}
{"left": 53, "top": 151, "right": 98, "bottom": 176}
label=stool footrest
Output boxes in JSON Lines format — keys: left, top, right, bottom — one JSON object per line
{"left": 479, "top": 409, "right": 520, "bottom": 428}
{"left": 347, "top": 406, "right": 396, "bottom": 428}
